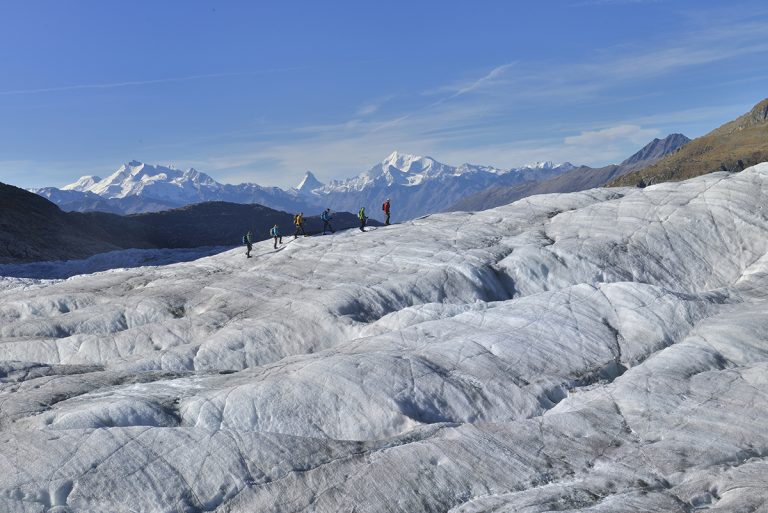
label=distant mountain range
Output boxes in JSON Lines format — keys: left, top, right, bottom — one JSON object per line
{"left": 611, "top": 98, "right": 768, "bottom": 187}
{"left": 33, "top": 154, "right": 577, "bottom": 222}
{"left": 303, "top": 152, "right": 576, "bottom": 221}
{"left": 24, "top": 97, "right": 768, "bottom": 226}
{"left": 31, "top": 133, "right": 700, "bottom": 225}
{"left": 448, "top": 134, "right": 690, "bottom": 212}
{"left": 11, "top": 96, "right": 768, "bottom": 265}
{"left": 0, "top": 183, "right": 371, "bottom": 264}
{"left": 34, "top": 161, "right": 312, "bottom": 215}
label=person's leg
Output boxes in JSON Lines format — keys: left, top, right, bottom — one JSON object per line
{"left": 273, "top": 237, "right": 277, "bottom": 249}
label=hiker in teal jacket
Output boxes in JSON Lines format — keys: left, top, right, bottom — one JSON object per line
{"left": 270, "top": 224, "right": 282, "bottom": 249}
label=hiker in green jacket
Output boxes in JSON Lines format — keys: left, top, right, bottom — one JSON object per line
{"left": 358, "top": 207, "right": 367, "bottom": 232}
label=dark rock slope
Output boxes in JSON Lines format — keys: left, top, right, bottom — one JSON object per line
{"left": 449, "top": 133, "right": 689, "bottom": 212}
{"left": 1, "top": 183, "right": 370, "bottom": 264}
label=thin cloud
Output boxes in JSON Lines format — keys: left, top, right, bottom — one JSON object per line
{"left": 0, "top": 68, "right": 305, "bottom": 96}
{"left": 503, "top": 22, "right": 768, "bottom": 104}
{"left": 565, "top": 125, "right": 660, "bottom": 147}
{"left": 445, "top": 63, "right": 516, "bottom": 99}
{"left": 356, "top": 104, "right": 379, "bottom": 116}
{"left": 154, "top": 96, "right": 747, "bottom": 188}
{"left": 356, "top": 95, "right": 395, "bottom": 117}
{"left": 369, "top": 63, "right": 515, "bottom": 134}
{"left": 421, "top": 63, "right": 516, "bottom": 98}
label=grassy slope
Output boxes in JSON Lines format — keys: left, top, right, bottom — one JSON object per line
{"left": 611, "top": 98, "right": 768, "bottom": 187}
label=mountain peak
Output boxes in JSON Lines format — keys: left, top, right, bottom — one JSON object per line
{"left": 739, "top": 97, "right": 768, "bottom": 128}
{"left": 296, "top": 171, "right": 324, "bottom": 192}
{"left": 620, "top": 133, "right": 691, "bottom": 167}
{"left": 382, "top": 151, "right": 428, "bottom": 168}
{"left": 384, "top": 150, "right": 402, "bottom": 162}
{"left": 61, "top": 175, "right": 103, "bottom": 192}
{"left": 524, "top": 161, "right": 573, "bottom": 171}
{"left": 610, "top": 98, "right": 768, "bottom": 187}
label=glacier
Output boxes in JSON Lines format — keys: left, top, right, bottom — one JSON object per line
{"left": 2, "top": 164, "right": 768, "bottom": 512}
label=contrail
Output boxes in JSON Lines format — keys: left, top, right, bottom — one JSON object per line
{"left": 0, "top": 67, "right": 305, "bottom": 96}
{"left": 369, "top": 63, "right": 515, "bottom": 133}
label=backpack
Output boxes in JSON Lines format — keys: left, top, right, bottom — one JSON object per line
{"left": 294, "top": 214, "right": 302, "bottom": 225}
{"left": 242, "top": 235, "right": 248, "bottom": 244}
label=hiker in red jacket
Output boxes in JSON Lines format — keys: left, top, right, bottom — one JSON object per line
{"left": 382, "top": 198, "right": 391, "bottom": 225}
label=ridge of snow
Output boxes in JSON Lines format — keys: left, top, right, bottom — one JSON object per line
{"left": 61, "top": 175, "right": 103, "bottom": 192}
{"left": 523, "top": 160, "right": 575, "bottom": 171}
{"left": 80, "top": 161, "right": 223, "bottom": 200}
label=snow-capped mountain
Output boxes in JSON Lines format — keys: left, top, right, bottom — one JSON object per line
{"left": 37, "top": 161, "right": 318, "bottom": 215}
{"left": 301, "top": 151, "right": 575, "bottom": 220}
{"left": 3, "top": 163, "right": 768, "bottom": 511}
{"left": 65, "top": 161, "right": 222, "bottom": 202}
{"left": 316, "top": 151, "right": 569, "bottom": 193}
{"left": 61, "top": 174, "right": 102, "bottom": 192}
{"left": 295, "top": 170, "right": 324, "bottom": 193}
{"left": 34, "top": 153, "right": 574, "bottom": 219}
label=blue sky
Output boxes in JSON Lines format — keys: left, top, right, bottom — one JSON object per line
{"left": 1, "top": 0, "right": 767, "bottom": 189}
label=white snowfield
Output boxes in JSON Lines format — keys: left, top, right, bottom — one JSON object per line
{"left": 2, "top": 164, "right": 768, "bottom": 512}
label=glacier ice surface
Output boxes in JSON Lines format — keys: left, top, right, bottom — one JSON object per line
{"left": 2, "top": 164, "right": 768, "bottom": 512}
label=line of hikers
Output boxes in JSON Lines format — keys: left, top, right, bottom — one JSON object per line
{"left": 357, "top": 198, "right": 390, "bottom": 233}
{"left": 242, "top": 199, "right": 391, "bottom": 258}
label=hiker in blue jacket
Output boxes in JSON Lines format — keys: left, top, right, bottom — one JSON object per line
{"left": 321, "top": 208, "right": 334, "bottom": 235}
{"left": 270, "top": 224, "right": 282, "bottom": 249}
